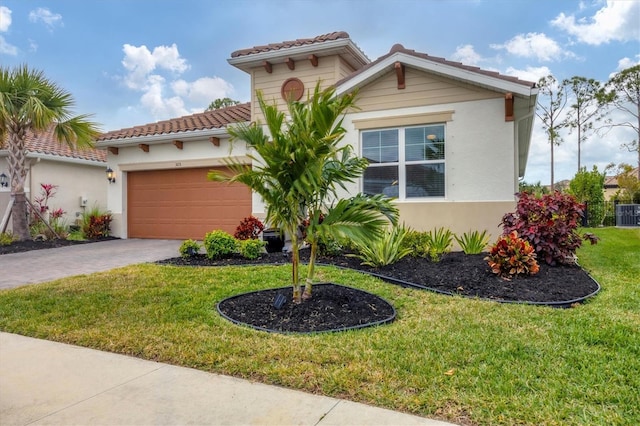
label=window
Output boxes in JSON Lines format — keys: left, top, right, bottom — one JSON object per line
{"left": 362, "top": 125, "right": 445, "bottom": 199}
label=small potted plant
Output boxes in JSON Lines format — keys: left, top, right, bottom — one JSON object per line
{"left": 262, "top": 228, "right": 284, "bottom": 253}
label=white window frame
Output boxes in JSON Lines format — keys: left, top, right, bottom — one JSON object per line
{"left": 361, "top": 124, "right": 446, "bottom": 201}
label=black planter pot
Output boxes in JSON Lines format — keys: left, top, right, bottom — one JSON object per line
{"left": 262, "top": 229, "right": 284, "bottom": 253}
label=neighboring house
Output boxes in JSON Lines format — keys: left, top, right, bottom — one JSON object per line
{"left": 0, "top": 125, "right": 107, "bottom": 233}
{"left": 96, "top": 31, "right": 538, "bottom": 241}
{"left": 604, "top": 167, "right": 640, "bottom": 200}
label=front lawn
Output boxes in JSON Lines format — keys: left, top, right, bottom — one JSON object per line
{"left": 0, "top": 227, "right": 638, "bottom": 425}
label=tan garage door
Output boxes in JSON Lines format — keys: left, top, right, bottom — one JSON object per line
{"left": 127, "top": 167, "right": 251, "bottom": 239}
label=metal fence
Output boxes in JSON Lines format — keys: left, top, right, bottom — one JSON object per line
{"left": 583, "top": 201, "right": 640, "bottom": 227}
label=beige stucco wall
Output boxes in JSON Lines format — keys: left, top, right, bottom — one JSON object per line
{"left": 251, "top": 55, "right": 343, "bottom": 123}
{"left": 0, "top": 158, "right": 106, "bottom": 233}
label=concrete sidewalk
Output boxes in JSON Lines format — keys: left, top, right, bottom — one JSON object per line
{"left": 0, "top": 333, "right": 456, "bottom": 426}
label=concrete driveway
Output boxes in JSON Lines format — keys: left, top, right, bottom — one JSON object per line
{"left": 0, "top": 239, "right": 182, "bottom": 289}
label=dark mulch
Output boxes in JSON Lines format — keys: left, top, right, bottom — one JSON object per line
{"left": 158, "top": 250, "right": 600, "bottom": 305}
{"left": 158, "top": 249, "right": 600, "bottom": 333}
{"left": 217, "top": 283, "right": 396, "bottom": 333}
{"left": 0, "top": 237, "right": 118, "bottom": 255}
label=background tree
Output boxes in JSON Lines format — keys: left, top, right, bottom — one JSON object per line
{"left": 536, "top": 75, "right": 567, "bottom": 190}
{"left": 0, "top": 66, "right": 101, "bottom": 240}
{"left": 599, "top": 65, "right": 640, "bottom": 180}
{"left": 205, "top": 97, "right": 240, "bottom": 111}
{"left": 563, "top": 76, "right": 606, "bottom": 173}
{"left": 209, "top": 83, "right": 396, "bottom": 303}
{"left": 566, "top": 165, "right": 606, "bottom": 226}
{"left": 518, "top": 181, "right": 550, "bottom": 197}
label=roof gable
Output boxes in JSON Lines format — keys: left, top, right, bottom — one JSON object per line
{"left": 336, "top": 44, "right": 537, "bottom": 97}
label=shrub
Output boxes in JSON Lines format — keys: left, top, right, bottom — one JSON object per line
{"left": 350, "top": 224, "right": 412, "bottom": 267}
{"left": 203, "top": 230, "right": 237, "bottom": 259}
{"left": 317, "top": 234, "right": 344, "bottom": 257}
{"left": 485, "top": 231, "right": 540, "bottom": 278}
{"left": 455, "top": 230, "right": 490, "bottom": 254}
{"left": 402, "top": 230, "right": 431, "bottom": 258}
{"left": 0, "top": 232, "right": 16, "bottom": 246}
{"left": 501, "top": 191, "right": 598, "bottom": 265}
{"left": 234, "top": 216, "right": 264, "bottom": 240}
{"left": 425, "top": 227, "right": 454, "bottom": 262}
{"left": 239, "top": 239, "right": 266, "bottom": 260}
{"left": 179, "top": 239, "right": 201, "bottom": 258}
{"left": 81, "top": 206, "right": 112, "bottom": 240}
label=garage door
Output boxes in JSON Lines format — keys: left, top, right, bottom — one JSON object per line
{"left": 127, "top": 167, "right": 251, "bottom": 239}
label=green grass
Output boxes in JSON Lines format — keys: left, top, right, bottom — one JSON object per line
{"left": 1, "top": 227, "right": 639, "bottom": 425}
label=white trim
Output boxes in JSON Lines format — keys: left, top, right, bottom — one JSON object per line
{"left": 0, "top": 150, "right": 105, "bottom": 167}
{"left": 337, "top": 52, "right": 538, "bottom": 98}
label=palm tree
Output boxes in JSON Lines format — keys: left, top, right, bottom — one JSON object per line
{"left": 209, "top": 83, "right": 397, "bottom": 303}
{"left": 0, "top": 65, "right": 101, "bottom": 240}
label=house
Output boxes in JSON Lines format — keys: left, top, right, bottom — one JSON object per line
{"left": 96, "top": 31, "right": 538, "bottom": 241}
{"left": 604, "top": 167, "right": 640, "bottom": 200}
{"left": 0, "top": 125, "right": 107, "bottom": 233}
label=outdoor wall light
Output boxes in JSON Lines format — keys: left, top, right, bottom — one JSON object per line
{"left": 106, "top": 167, "right": 116, "bottom": 184}
{"left": 0, "top": 172, "right": 8, "bottom": 188}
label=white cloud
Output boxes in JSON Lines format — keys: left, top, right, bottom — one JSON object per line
{"left": 451, "top": 44, "right": 483, "bottom": 65}
{"left": 171, "top": 77, "right": 234, "bottom": 105}
{"left": 120, "top": 43, "right": 234, "bottom": 122}
{"left": 551, "top": 0, "right": 640, "bottom": 45}
{"left": 490, "top": 33, "right": 573, "bottom": 62}
{"left": 504, "top": 66, "right": 552, "bottom": 84}
{"left": 0, "top": 35, "right": 17, "bottom": 55}
{"left": 0, "top": 6, "right": 12, "bottom": 32}
{"left": 28, "top": 7, "right": 63, "bottom": 31}
{"left": 122, "top": 43, "right": 189, "bottom": 90}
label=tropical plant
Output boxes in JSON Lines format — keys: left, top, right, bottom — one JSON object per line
{"left": 0, "top": 65, "right": 101, "bottom": 241}
{"left": 425, "top": 227, "right": 454, "bottom": 261}
{"left": 350, "top": 223, "right": 412, "bottom": 267}
{"left": 80, "top": 205, "right": 112, "bottom": 239}
{"left": 238, "top": 238, "right": 266, "bottom": 260}
{"left": 209, "top": 82, "right": 397, "bottom": 303}
{"left": 179, "top": 239, "right": 201, "bottom": 258}
{"left": 485, "top": 231, "right": 540, "bottom": 278}
{"left": 501, "top": 191, "right": 598, "bottom": 265}
{"left": 234, "top": 215, "right": 264, "bottom": 240}
{"left": 0, "top": 231, "right": 16, "bottom": 246}
{"left": 203, "top": 230, "right": 237, "bottom": 260}
{"left": 455, "top": 230, "right": 490, "bottom": 254}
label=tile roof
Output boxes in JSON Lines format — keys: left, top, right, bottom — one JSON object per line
{"left": 336, "top": 43, "right": 537, "bottom": 89}
{"left": 97, "top": 102, "right": 251, "bottom": 142}
{"left": 230, "top": 31, "right": 351, "bottom": 58}
{"left": 1, "top": 125, "right": 106, "bottom": 162}
{"left": 605, "top": 167, "right": 639, "bottom": 187}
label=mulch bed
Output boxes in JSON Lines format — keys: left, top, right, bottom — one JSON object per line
{"left": 0, "top": 237, "right": 119, "bottom": 255}
{"left": 2, "top": 240, "right": 600, "bottom": 333}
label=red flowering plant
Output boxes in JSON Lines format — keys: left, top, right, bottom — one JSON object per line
{"left": 501, "top": 191, "right": 599, "bottom": 266}
{"left": 485, "top": 231, "right": 540, "bottom": 278}
{"left": 29, "top": 183, "right": 67, "bottom": 239}
{"left": 234, "top": 216, "right": 264, "bottom": 240}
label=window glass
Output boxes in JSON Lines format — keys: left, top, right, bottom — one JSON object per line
{"left": 362, "top": 130, "right": 398, "bottom": 163}
{"left": 363, "top": 166, "right": 398, "bottom": 197}
{"left": 406, "top": 163, "right": 445, "bottom": 197}
{"left": 362, "top": 124, "right": 445, "bottom": 199}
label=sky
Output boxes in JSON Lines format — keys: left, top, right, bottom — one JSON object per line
{"left": 0, "top": 0, "right": 639, "bottom": 185}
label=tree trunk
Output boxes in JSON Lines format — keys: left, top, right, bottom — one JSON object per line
{"left": 302, "top": 241, "right": 317, "bottom": 300}
{"left": 11, "top": 192, "right": 29, "bottom": 240}
{"left": 290, "top": 233, "right": 301, "bottom": 304}
{"left": 7, "top": 129, "right": 30, "bottom": 241}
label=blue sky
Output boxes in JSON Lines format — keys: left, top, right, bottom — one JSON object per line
{"left": 1, "top": 0, "right": 638, "bottom": 185}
